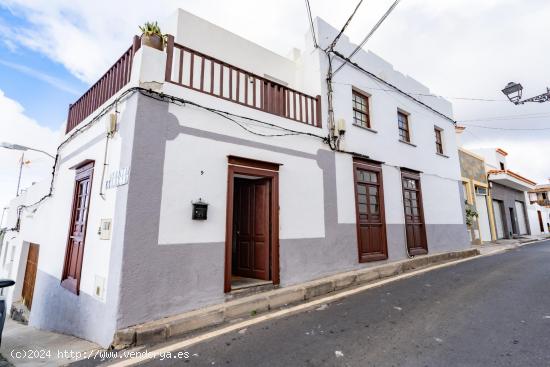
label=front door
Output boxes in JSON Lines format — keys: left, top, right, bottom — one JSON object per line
{"left": 353, "top": 160, "right": 388, "bottom": 262}
{"left": 21, "top": 243, "right": 39, "bottom": 310}
{"left": 62, "top": 162, "right": 94, "bottom": 294}
{"left": 538, "top": 210, "right": 545, "bottom": 233}
{"left": 234, "top": 178, "right": 270, "bottom": 280}
{"left": 401, "top": 171, "right": 428, "bottom": 255}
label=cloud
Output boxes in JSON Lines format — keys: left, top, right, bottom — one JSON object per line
{"left": 0, "top": 59, "right": 80, "bottom": 95}
{"left": 0, "top": 89, "right": 59, "bottom": 212}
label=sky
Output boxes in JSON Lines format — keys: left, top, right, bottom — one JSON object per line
{"left": 0, "top": 0, "right": 549, "bottom": 212}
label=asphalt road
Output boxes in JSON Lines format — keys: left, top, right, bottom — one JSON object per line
{"left": 143, "top": 241, "right": 550, "bottom": 367}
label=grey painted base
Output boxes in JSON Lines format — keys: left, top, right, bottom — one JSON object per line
{"left": 114, "top": 95, "right": 471, "bottom": 331}
{"left": 29, "top": 270, "right": 115, "bottom": 347}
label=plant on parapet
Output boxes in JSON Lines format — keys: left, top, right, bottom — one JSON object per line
{"left": 139, "top": 21, "right": 167, "bottom": 51}
{"left": 464, "top": 202, "right": 479, "bottom": 227}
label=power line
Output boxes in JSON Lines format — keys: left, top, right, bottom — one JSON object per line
{"left": 304, "top": 0, "right": 318, "bottom": 48}
{"left": 460, "top": 123, "right": 550, "bottom": 131}
{"left": 332, "top": 83, "right": 508, "bottom": 102}
{"left": 459, "top": 113, "right": 550, "bottom": 123}
{"left": 326, "top": 0, "right": 364, "bottom": 51}
{"left": 334, "top": 0, "right": 402, "bottom": 75}
{"left": 331, "top": 50, "right": 455, "bottom": 124}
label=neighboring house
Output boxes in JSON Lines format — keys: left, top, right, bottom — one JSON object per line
{"left": 527, "top": 182, "right": 550, "bottom": 235}
{"left": 455, "top": 143, "right": 491, "bottom": 245}
{"left": 529, "top": 183, "right": 550, "bottom": 207}
{"left": 0, "top": 9, "right": 469, "bottom": 347}
{"left": 469, "top": 148, "right": 535, "bottom": 240}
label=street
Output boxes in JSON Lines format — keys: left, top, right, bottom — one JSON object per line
{"left": 143, "top": 241, "right": 550, "bottom": 367}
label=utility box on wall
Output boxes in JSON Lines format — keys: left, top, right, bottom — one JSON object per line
{"left": 192, "top": 199, "right": 208, "bottom": 220}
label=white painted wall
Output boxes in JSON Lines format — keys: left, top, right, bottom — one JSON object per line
{"left": 161, "top": 9, "right": 308, "bottom": 94}
{"left": 0, "top": 90, "right": 137, "bottom": 346}
{"left": 314, "top": 18, "right": 465, "bottom": 228}
{"left": 525, "top": 192, "right": 550, "bottom": 236}
{"left": 469, "top": 148, "right": 507, "bottom": 171}
{"left": 0, "top": 7, "right": 472, "bottom": 345}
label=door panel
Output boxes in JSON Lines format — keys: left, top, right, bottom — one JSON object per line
{"left": 62, "top": 163, "right": 93, "bottom": 294}
{"left": 492, "top": 200, "right": 505, "bottom": 239}
{"left": 475, "top": 194, "right": 491, "bottom": 242}
{"left": 402, "top": 172, "right": 428, "bottom": 255}
{"left": 509, "top": 207, "right": 518, "bottom": 235}
{"left": 538, "top": 211, "right": 545, "bottom": 233}
{"left": 515, "top": 201, "right": 528, "bottom": 235}
{"left": 353, "top": 162, "right": 388, "bottom": 262}
{"left": 21, "top": 244, "right": 39, "bottom": 310}
{"left": 234, "top": 178, "right": 270, "bottom": 280}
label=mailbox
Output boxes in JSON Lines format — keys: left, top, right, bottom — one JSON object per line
{"left": 192, "top": 199, "right": 208, "bottom": 220}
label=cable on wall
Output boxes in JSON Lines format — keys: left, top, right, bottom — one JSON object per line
{"left": 3, "top": 84, "right": 483, "bottom": 233}
{"left": 304, "top": 0, "right": 319, "bottom": 48}
{"left": 333, "top": 0, "right": 402, "bottom": 75}
{"left": 325, "top": 0, "right": 364, "bottom": 51}
{"left": 331, "top": 50, "right": 456, "bottom": 124}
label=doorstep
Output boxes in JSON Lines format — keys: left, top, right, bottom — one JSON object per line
{"left": 113, "top": 248, "right": 479, "bottom": 348}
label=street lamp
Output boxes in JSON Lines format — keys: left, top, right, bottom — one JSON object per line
{"left": 0, "top": 142, "right": 55, "bottom": 196}
{"left": 0, "top": 142, "right": 55, "bottom": 159}
{"left": 502, "top": 82, "right": 550, "bottom": 105}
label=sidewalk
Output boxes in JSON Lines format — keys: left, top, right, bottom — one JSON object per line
{"left": 2, "top": 239, "right": 547, "bottom": 365}
{"left": 0, "top": 319, "right": 99, "bottom": 366}
{"left": 475, "top": 234, "right": 550, "bottom": 256}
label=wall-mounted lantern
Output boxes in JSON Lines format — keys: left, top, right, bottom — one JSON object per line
{"left": 502, "top": 81, "right": 550, "bottom": 105}
{"left": 192, "top": 199, "right": 208, "bottom": 220}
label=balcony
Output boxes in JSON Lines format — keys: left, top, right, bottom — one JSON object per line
{"left": 66, "top": 35, "right": 322, "bottom": 134}
{"left": 488, "top": 169, "right": 536, "bottom": 191}
{"left": 164, "top": 36, "right": 321, "bottom": 128}
{"left": 66, "top": 36, "right": 141, "bottom": 133}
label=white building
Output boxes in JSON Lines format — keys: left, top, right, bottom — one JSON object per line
{"left": 0, "top": 9, "right": 469, "bottom": 347}
{"left": 527, "top": 182, "right": 550, "bottom": 235}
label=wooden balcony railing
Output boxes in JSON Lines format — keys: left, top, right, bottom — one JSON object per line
{"left": 165, "top": 35, "right": 322, "bottom": 128}
{"left": 66, "top": 36, "right": 141, "bottom": 133}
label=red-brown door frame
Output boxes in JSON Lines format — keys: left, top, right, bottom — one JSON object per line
{"left": 61, "top": 160, "right": 94, "bottom": 295}
{"left": 224, "top": 156, "right": 280, "bottom": 293}
{"left": 401, "top": 169, "right": 428, "bottom": 256}
{"left": 352, "top": 158, "right": 388, "bottom": 262}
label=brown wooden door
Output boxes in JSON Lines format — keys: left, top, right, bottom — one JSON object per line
{"left": 234, "top": 178, "right": 270, "bottom": 280}
{"left": 62, "top": 162, "right": 94, "bottom": 294}
{"left": 21, "top": 244, "right": 39, "bottom": 310}
{"left": 353, "top": 161, "right": 388, "bottom": 262}
{"left": 538, "top": 210, "right": 545, "bottom": 233}
{"left": 402, "top": 171, "right": 428, "bottom": 255}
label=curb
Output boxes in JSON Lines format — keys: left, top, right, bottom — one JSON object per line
{"left": 113, "top": 248, "right": 479, "bottom": 348}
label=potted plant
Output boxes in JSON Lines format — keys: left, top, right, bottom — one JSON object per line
{"left": 465, "top": 202, "right": 479, "bottom": 227}
{"left": 139, "top": 21, "right": 166, "bottom": 51}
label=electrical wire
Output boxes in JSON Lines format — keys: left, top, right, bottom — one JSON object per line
{"left": 326, "top": 0, "right": 364, "bottom": 51}
{"left": 333, "top": 0, "right": 402, "bottom": 75}
{"left": 304, "top": 0, "right": 319, "bottom": 48}
{"left": 4, "top": 84, "right": 541, "bottom": 234}
{"left": 460, "top": 123, "right": 550, "bottom": 131}
{"left": 139, "top": 89, "right": 327, "bottom": 140}
{"left": 459, "top": 114, "right": 550, "bottom": 123}
{"left": 331, "top": 50, "right": 456, "bottom": 124}
{"left": 332, "top": 83, "right": 508, "bottom": 102}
